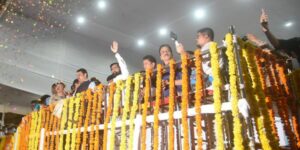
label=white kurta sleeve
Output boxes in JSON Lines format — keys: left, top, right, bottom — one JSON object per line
{"left": 113, "top": 53, "right": 129, "bottom": 82}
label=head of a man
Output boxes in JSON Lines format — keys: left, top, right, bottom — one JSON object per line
{"left": 76, "top": 68, "right": 88, "bottom": 84}
{"left": 159, "top": 44, "right": 173, "bottom": 65}
{"left": 196, "top": 27, "right": 214, "bottom": 48}
{"left": 143, "top": 55, "right": 157, "bottom": 70}
{"left": 110, "top": 62, "right": 121, "bottom": 75}
{"left": 54, "top": 82, "right": 65, "bottom": 94}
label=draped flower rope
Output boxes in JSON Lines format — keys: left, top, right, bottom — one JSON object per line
{"left": 141, "top": 69, "right": 152, "bottom": 150}
{"left": 153, "top": 64, "right": 162, "bottom": 150}
{"left": 128, "top": 73, "right": 142, "bottom": 150}
{"left": 225, "top": 33, "right": 245, "bottom": 149}
{"left": 181, "top": 53, "right": 190, "bottom": 150}
{"left": 210, "top": 42, "right": 224, "bottom": 150}
{"left": 109, "top": 80, "right": 124, "bottom": 150}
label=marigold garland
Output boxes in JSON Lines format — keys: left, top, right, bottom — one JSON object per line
{"left": 28, "top": 112, "right": 37, "bottom": 150}
{"left": 276, "top": 61, "right": 300, "bottom": 148}
{"left": 37, "top": 109, "right": 43, "bottom": 149}
{"left": 271, "top": 58, "right": 298, "bottom": 149}
{"left": 76, "top": 93, "right": 85, "bottom": 150}
{"left": 120, "top": 77, "right": 133, "bottom": 149}
{"left": 128, "top": 73, "right": 141, "bottom": 150}
{"left": 33, "top": 110, "right": 42, "bottom": 150}
{"left": 31, "top": 111, "right": 38, "bottom": 150}
{"left": 16, "top": 126, "right": 21, "bottom": 150}
{"left": 27, "top": 113, "right": 32, "bottom": 149}
{"left": 22, "top": 115, "right": 31, "bottom": 150}
{"left": 194, "top": 49, "right": 203, "bottom": 150}
{"left": 82, "top": 89, "right": 93, "bottom": 150}
{"left": 239, "top": 45, "right": 273, "bottom": 150}
{"left": 27, "top": 116, "right": 32, "bottom": 150}
{"left": 59, "top": 99, "right": 68, "bottom": 150}
{"left": 46, "top": 105, "right": 54, "bottom": 149}
{"left": 290, "top": 70, "right": 300, "bottom": 100}
{"left": 141, "top": 69, "right": 151, "bottom": 150}
{"left": 259, "top": 54, "right": 279, "bottom": 141}
{"left": 26, "top": 115, "right": 32, "bottom": 150}
{"left": 14, "top": 127, "right": 20, "bottom": 149}
{"left": 28, "top": 112, "right": 34, "bottom": 150}
{"left": 209, "top": 42, "right": 224, "bottom": 150}
{"left": 102, "top": 83, "right": 115, "bottom": 150}
{"left": 153, "top": 64, "right": 162, "bottom": 150}
{"left": 225, "top": 33, "right": 246, "bottom": 150}
{"left": 168, "top": 59, "right": 176, "bottom": 150}
{"left": 55, "top": 118, "right": 61, "bottom": 150}
{"left": 16, "top": 124, "right": 21, "bottom": 149}
{"left": 76, "top": 94, "right": 85, "bottom": 150}
{"left": 109, "top": 80, "right": 124, "bottom": 150}
{"left": 241, "top": 42, "right": 278, "bottom": 150}
{"left": 181, "top": 53, "right": 190, "bottom": 150}
{"left": 71, "top": 94, "right": 81, "bottom": 150}
{"left": 89, "top": 91, "right": 98, "bottom": 150}
{"left": 43, "top": 108, "right": 50, "bottom": 149}
{"left": 65, "top": 97, "right": 75, "bottom": 150}
{"left": 94, "top": 85, "right": 104, "bottom": 150}
{"left": 50, "top": 114, "right": 57, "bottom": 150}
{"left": 289, "top": 70, "right": 300, "bottom": 148}
{"left": 41, "top": 108, "right": 46, "bottom": 129}
{"left": 276, "top": 62, "right": 290, "bottom": 95}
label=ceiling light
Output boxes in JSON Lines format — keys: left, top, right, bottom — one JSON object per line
{"left": 77, "top": 16, "right": 86, "bottom": 24}
{"left": 194, "top": 9, "right": 205, "bottom": 19}
{"left": 98, "top": 1, "right": 107, "bottom": 9}
{"left": 137, "top": 39, "right": 145, "bottom": 46}
{"left": 284, "top": 21, "right": 293, "bottom": 27}
{"left": 159, "top": 27, "right": 168, "bottom": 36}
{"left": 51, "top": 75, "right": 55, "bottom": 78}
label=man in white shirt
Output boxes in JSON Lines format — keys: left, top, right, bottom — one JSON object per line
{"left": 106, "top": 41, "right": 129, "bottom": 83}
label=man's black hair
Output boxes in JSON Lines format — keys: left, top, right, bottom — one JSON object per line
{"left": 110, "top": 62, "right": 120, "bottom": 70}
{"left": 159, "top": 44, "right": 173, "bottom": 56}
{"left": 197, "top": 27, "right": 214, "bottom": 41}
{"left": 76, "top": 68, "right": 88, "bottom": 78}
{"left": 143, "top": 55, "right": 157, "bottom": 67}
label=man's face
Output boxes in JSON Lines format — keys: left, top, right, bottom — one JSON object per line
{"left": 111, "top": 64, "right": 121, "bottom": 75}
{"left": 160, "top": 46, "right": 172, "bottom": 63}
{"left": 55, "top": 83, "right": 65, "bottom": 93}
{"left": 196, "top": 33, "right": 210, "bottom": 48}
{"left": 143, "top": 59, "right": 155, "bottom": 70}
{"left": 76, "top": 72, "right": 87, "bottom": 83}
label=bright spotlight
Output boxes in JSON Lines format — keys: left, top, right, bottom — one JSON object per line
{"left": 137, "top": 39, "right": 145, "bottom": 46}
{"left": 98, "top": 1, "right": 107, "bottom": 9}
{"left": 159, "top": 27, "right": 168, "bottom": 36}
{"left": 77, "top": 16, "right": 86, "bottom": 24}
{"left": 284, "top": 21, "right": 293, "bottom": 27}
{"left": 194, "top": 9, "right": 205, "bottom": 19}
